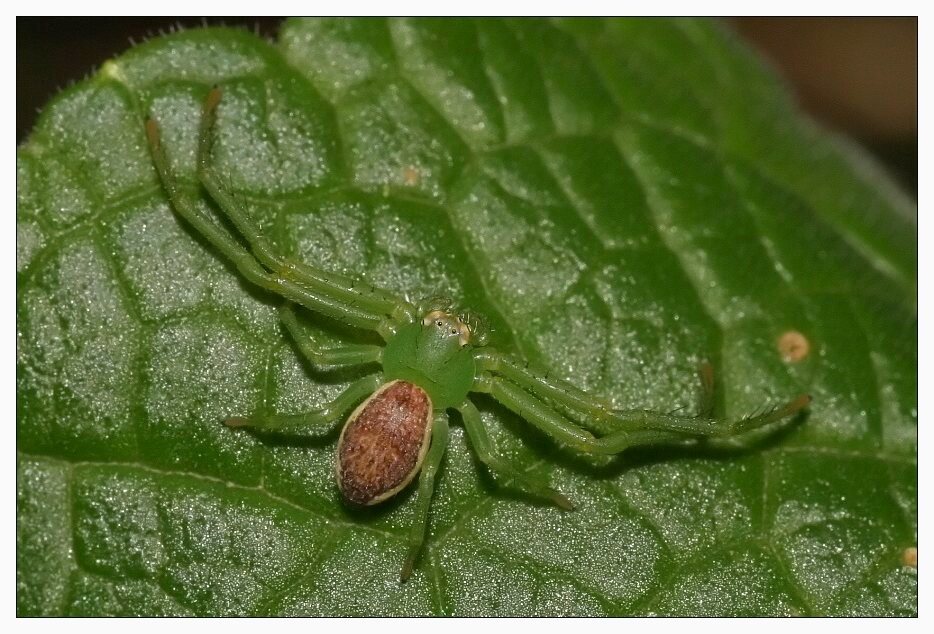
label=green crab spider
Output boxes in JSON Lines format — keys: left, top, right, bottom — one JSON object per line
{"left": 145, "top": 87, "right": 812, "bottom": 582}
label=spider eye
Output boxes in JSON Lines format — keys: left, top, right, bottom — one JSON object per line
{"left": 436, "top": 320, "right": 444, "bottom": 327}
{"left": 451, "top": 328, "right": 457, "bottom": 335}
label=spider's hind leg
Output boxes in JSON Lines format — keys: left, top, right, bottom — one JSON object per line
{"left": 225, "top": 374, "right": 381, "bottom": 435}
{"left": 458, "top": 400, "right": 573, "bottom": 510}
{"left": 401, "top": 413, "right": 449, "bottom": 581}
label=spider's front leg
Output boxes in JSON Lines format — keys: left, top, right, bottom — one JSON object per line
{"left": 146, "top": 117, "right": 390, "bottom": 333}
{"left": 474, "top": 367, "right": 810, "bottom": 455}
{"left": 478, "top": 352, "right": 811, "bottom": 444}
{"left": 195, "top": 87, "right": 417, "bottom": 331}
{"left": 475, "top": 375, "right": 689, "bottom": 454}
{"left": 476, "top": 350, "right": 618, "bottom": 427}
{"left": 146, "top": 89, "right": 418, "bottom": 340}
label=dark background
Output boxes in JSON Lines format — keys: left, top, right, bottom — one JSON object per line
{"left": 17, "top": 17, "right": 918, "bottom": 198}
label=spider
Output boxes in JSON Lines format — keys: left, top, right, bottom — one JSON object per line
{"left": 145, "top": 87, "right": 811, "bottom": 581}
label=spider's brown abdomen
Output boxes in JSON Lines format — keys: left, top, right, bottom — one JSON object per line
{"left": 336, "top": 380, "right": 433, "bottom": 506}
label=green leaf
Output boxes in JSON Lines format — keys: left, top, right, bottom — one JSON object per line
{"left": 17, "top": 18, "right": 916, "bottom": 616}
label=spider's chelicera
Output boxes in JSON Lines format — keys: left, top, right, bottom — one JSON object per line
{"left": 145, "top": 88, "right": 811, "bottom": 581}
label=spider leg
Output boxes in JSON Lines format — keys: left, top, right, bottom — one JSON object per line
{"left": 279, "top": 304, "right": 382, "bottom": 370}
{"left": 146, "top": 117, "right": 395, "bottom": 336}
{"left": 401, "top": 412, "right": 449, "bottom": 581}
{"left": 457, "top": 399, "right": 573, "bottom": 510}
{"left": 197, "top": 88, "right": 417, "bottom": 327}
{"left": 225, "top": 374, "right": 381, "bottom": 435}
{"left": 600, "top": 357, "right": 801, "bottom": 437}
{"left": 601, "top": 395, "right": 811, "bottom": 445}
{"left": 478, "top": 353, "right": 807, "bottom": 439}
{"left": 477, "top": 376, "right": 810, "bottom": 455}
{"left": 476, "top": 350, "right": 617, "bottom": 428}
{"left": 478, "top": 375, "right": 684, "bottom": 454}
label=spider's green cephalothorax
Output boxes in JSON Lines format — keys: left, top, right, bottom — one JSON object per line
{"left": 145, "top": 86, "right": 812, "bottom": 583}
{"left": 382, "top": 310, "right": 477, "bottom": 410}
